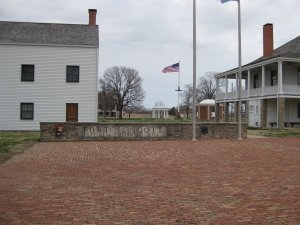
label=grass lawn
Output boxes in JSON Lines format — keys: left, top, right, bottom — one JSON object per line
{"left": 0, "top": 132, "right": 40, "bottom": 164}
{"left": 98, "top": 117, "right": 192, "bottom": 123}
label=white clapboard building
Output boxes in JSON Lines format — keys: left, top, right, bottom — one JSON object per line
{"left": 0, "top": 9, "right": 99, "bottom": 130}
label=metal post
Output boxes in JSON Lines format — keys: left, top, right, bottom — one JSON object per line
{"left": 192, "top": 0, "right": 197, "bottom": 141}
{"left": 175, "top": 64, "right": 183, "bottom": 119}
{"left": 237, "top": 0, "right": 242, "bottom": 140}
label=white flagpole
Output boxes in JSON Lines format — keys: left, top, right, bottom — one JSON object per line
{"left": 178, "top": 64, "right": 180, "bottom": 117}
{"left": 175, "top": 61, "right": 182, "bottom": 119}
{"left": 237, "top": 0, "right": 242, "bottom": 140}
{"left": 192, "top": 0, "right": 197, "bottom": 141}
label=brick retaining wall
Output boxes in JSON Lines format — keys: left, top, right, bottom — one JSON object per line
{"left": 40, "top": 122, "right": 247, "bottom": 141}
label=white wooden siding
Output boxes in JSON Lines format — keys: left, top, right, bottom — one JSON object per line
{"left": 0, "top": 45, "right": 98, "bottom": 130}
{"left": 248, "top": 100, "right": 261, "bottom": 127}
{"left": 286, "top": 99, "right": 300, "bottom": 123}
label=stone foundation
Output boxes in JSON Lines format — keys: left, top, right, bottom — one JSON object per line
{"left": 40, "top": 122, "right": 247, "bottom": 141}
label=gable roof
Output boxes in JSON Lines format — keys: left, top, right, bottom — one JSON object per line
{"left": 246, "top": 35, "right": 300, "bottom": 67}
{"left": 217, "top": 35, "right": 300, "bottom": 76}
{"left": 0, "top": 21, "right": 99, "bottom": 47}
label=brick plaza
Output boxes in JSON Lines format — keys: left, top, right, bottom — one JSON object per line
{"left": 0, "top": 138, "right": 299, "bottom": 224}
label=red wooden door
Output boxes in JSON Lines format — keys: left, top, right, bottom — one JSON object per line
{"left": 66, "top": 103, "right": 78, "bottom": 122}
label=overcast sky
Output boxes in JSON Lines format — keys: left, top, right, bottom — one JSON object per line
{"left": 1, "top": 0, "right": 299, "bottom": 108}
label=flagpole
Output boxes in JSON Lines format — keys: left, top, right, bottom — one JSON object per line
{"left": 237, "top": 0, "right": 242, "bottom": 140}
{"left": 192, "top": 0, "right": 197, "bottom": 141}
{"left": 175, "top": 61, "right": 182, "bottom": 119}
{"left": 178, "top": 65, "right": 180, "bottom": 118}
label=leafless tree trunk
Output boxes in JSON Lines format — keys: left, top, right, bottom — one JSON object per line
{"left": 99, "top": 66, "right": 145, "bottom": 119}
{"left": 98, "top": 81, "right": 116, "bottom": 119}
{"left": 197, "top": 71, "right": 224, "bottom": 101}
{"left": 181, "top": 84, "right": 194, "bottom": 119}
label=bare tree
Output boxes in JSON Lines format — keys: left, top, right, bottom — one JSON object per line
{"left": 197, "top": 71, "right": 222, "bottom": 101}
{"left": 99, "top": 66, "right": 145, "bottom": 119}
{"left": 98, "top": 80, "right": 116, "bottom": 118}
{"left": 181, "top": 84, "right": 193, "bottom": 119}
{"left": 154, "top": 101, "right": 166, "bottom": 108}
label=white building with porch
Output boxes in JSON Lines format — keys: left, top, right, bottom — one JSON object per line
{"left": 215, "top": 24, "right": 300, "bottom": 128}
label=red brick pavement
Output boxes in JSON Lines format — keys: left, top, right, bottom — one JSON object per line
{"left": 0, "top": 138, "right": 299, "bottom": 225}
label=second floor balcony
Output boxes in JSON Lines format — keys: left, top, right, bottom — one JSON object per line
{"left": 216, "top": 84, "right": 300, "bottom": 101}
{"left": 215, "top": 59, "right": 300, "bottom": 101}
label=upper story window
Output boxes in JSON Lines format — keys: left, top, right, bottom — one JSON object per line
{"left": 21, "top": 65, "right": 34, "bottom": 82}
{"left": 20, "top": 103, "right": 34, "bottom": 120}
{"left": 254, "top": 74, "right": 259, "bottom": 88}
{"left": 66, "top": 66, "right": 79, "bottom": 82}
{"left": 271, "top": 70, "right": 277, "bottom": 86}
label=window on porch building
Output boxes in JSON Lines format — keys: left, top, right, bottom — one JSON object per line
{"left": 298, "top": 104, "right": 300, "bottom": 118}
{"left": 254, "top": 74, "right": 259, "bottom": 88}
{"left": 271, "top": 70, "right": 277, "bottom": 86}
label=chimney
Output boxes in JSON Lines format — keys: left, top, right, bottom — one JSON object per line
{"left": 88, "top": 9, "right": 97, "bottom": 26}
{"left": 263, "top": 23, "right": 273, "bottom": 58}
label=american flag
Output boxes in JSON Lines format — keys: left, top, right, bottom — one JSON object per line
{"left": 162, "top": 62, "right": 180, "bottom": 73}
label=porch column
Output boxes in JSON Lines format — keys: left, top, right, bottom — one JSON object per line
{"left": 245, "top": 101, "right": 249, "bottom": 125}
{"left": 278, "top": 97, "right": 285, "bottom": 129}
{"left": 247, "top": 70, "right": 251, "bottom": 97}
{"left": 262, "top": 66, "right": 265, "bottom": 95}
{"left": 235, "top": 101, "right": 239, "bottom": 122}
{"left": 261, "top": 99, "right": 268, "bottom": 128}
{"left": 278, "top": 60, "right": 283, "bottom": 93}
{"left": 216, "top": 78, "right": 220, "bottom": 95}
{"left": 207, "top": 105, "right": 210, "bottom": 120}
{"left": 225, "top": 76, "right": 228, "bottom": 99}
{"left": 236, "top": 73, "right": 239, "bottom": 98}
{"left": 215, "top": 103, "right": 220, "bottom": 122}
{"left": 224, "top": 102, "right": 229, "bottom": 122}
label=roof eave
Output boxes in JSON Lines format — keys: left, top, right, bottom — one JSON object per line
{"left": 215, "top": 56, "right": 300, "bottom": 78}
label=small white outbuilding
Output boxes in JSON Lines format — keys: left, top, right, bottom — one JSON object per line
{"left": 197, "top": 99, "right": 216, "bottom": 121}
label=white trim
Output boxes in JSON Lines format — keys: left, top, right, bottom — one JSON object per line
{"left": 216, "top": 94, "right": 300, "bottom": 103}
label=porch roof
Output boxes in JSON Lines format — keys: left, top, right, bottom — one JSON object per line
{"left": 216, "top": 35, "right": 300, "bottom": 78}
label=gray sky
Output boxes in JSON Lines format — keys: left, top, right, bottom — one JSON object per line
{"left": 1, "top": 0, "right": 299, "bottom": 108}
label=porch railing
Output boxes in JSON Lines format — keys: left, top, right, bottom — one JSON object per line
{"left": 283, "top": 84, "right": 300, "bottom": 94}
{"left": 216, "top": 84, "right": 300, "bottom": 101}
